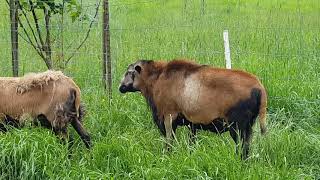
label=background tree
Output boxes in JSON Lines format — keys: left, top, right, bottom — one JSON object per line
{"left": 6, "top": 0, "right": 101, "bottom": 69}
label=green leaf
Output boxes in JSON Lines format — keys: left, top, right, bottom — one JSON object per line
{"left": 70, "top": 10, "right": 80, "bottom": 22}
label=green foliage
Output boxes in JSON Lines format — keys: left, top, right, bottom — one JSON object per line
{"left": 19, "top": 0, "right": 84, "bottom": 21}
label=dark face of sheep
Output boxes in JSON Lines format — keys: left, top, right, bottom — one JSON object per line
{"left": 119, "top": 62, "right": 143, "bottom": 93}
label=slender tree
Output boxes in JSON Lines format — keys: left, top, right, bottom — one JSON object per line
{"left": 9, "top": 0, "right": 19, "bottom": 76}
{"left": 6, "top": 0, "right": 101, "bottom": 69}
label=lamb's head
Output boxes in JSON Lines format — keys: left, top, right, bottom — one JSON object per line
{"left": 119, "top": 60, "right": 145, "bottom": 93}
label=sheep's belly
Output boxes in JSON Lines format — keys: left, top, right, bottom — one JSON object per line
{"left": 183, "top": 111, "right": 221, "bottom": 125}
{"left": 0, "top": 99, "right": 39, "bottom": 119}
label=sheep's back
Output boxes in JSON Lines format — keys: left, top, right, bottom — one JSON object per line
{"left": 0, "top": 70, "right": 80, "bottom": 121}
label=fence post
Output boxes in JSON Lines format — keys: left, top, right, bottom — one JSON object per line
{"left": 102, "top": 0, "right": 112, "bottom": 97}
{"left": 223, "top": 30, "right": 231, "bottom": 69}
{"left": 10, "top": 0, "right": 19, "bottom": 76}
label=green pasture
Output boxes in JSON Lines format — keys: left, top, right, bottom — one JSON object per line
{"left": 0, "top": 0, "right": 319, "bottom": 179}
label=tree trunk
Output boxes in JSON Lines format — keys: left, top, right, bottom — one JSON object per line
{"left": 44, "top": 56, "right": 52, "bottom": 69}
{"left": 10, "top": 0, "right": 19, "bottom": 76}
{"left": 102, "top": 0, "right": 112, "bottom": 97}
{"left": 44, "top": 8, "right": 52, "bottom": 69}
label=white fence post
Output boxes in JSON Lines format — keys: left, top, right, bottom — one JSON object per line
{"left": 223, "top": 30, "right": 231, "bottom": 69}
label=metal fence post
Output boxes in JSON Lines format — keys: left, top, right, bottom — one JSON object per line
{"left": 10, "top": 0, "right": 19, "bottom": 76}
{"left": 223, "top": 30, "right": 231, "bottom": 69}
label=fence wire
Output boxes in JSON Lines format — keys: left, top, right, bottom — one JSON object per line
{"left": 0, "top": 0, "right": 319, "bottom": 112}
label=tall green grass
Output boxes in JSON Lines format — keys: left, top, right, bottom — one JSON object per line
{"left": 0, "top": 0, "right": 319, "bottom": 179}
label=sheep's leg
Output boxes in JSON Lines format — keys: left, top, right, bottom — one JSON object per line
{"left": 229, "top": 124, "right": 239, "bottom": 155}
{"left": 0, "top": 115, "right": 21, "bottom": 132}
{"left": 240, "top": 125, "right": 253, "bottom": 160}
{"left": 0, "top": 123, "right": 6, "bottom": 132}
{"left": 164, "top": 114, "right": 177, "bottom": 151}
{"left": 172, "top": 119, "right": 178, "bottom": 136}
{"left": 55, "top": 126, "right": 76, "bottom": 159}
{"left": 34, "top": 114, "right": 52, "bottom": 129}
{"left": 71, "top": 119, "right": 91, "bottom": 149}
{"left": 68, "top": 134, "right": 74, "bottom": 148}
{"left": 0, "top": 115, "right": 7, "bottom": 132}
{"left": 0, "top": 116, "right": 7, "bottom": 132}
{"left": 6, "top": 116, "right": 20, "bottom": 128}
{"left": 53, "top": 126, "right": 69, "bottom": 145}
{"left": 164, "top": 116, "right": 173, "bottom": 151}
{"left": 34, "top": 114, "right": 74, "bottom": 151}
{"left": 188, "top": 123, "right": 197, "bottom": 145}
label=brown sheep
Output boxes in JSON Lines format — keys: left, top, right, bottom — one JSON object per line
{"left": 0, "top": 70, "right": 91, "bottom": 148}
{"left": 119, "top": 59, "right": 267, "bottom": 159}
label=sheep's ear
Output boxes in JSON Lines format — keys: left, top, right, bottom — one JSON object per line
{"left": 135, "top": 65, "right": 142, "bottom": 73}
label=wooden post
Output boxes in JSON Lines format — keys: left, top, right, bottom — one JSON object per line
{"left": 10, "top": 0, "right": 19, "bottom": 76}
{"left": 102, "top": 0, "right": 112, "bottom": 97}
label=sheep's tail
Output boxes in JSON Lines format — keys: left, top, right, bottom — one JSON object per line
{"left": 68, "top": 88, "right": 85, "bottom": 121}
{"left": 74, "top": 87, "right": 81, "bottom": 118}
{"left": 66, "top": 76, "right": 82, "bottom": 119}
{"left": 258, "top": 87, "right": 267, "bottom": 135}
{"left": 78, "top": 103, "right": 86, "bottom": 122}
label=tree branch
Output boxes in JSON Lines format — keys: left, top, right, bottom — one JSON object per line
{"left": 18, "top": 18, "right": 45, "bottom": 60}
{"left": 17, "top": 1, "right": 42, "bottom": 51}
{"left": 28, "top": 0, "right": 45, "bottom": 51}
{"left": 64, "top": 0, "right": 102, "bottom": 66}
{"left": 60, "top": 0, "right": 65, "bottom": 64}
{"left": 6, "top": 0, "right": 45, "bottom": 60}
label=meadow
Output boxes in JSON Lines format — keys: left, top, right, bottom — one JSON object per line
{"left": 0, "top": 0, "right": 319, "bottom": 179}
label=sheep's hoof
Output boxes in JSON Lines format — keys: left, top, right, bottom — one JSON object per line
{"left": 84, "top": 137, "right": 92, "bottom": 149}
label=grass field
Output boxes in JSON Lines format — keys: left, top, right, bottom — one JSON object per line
{"left": 0, "top": 0, "right": 320, "bottom": 179}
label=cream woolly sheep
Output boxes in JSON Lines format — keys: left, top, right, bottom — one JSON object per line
{"left": 0, "top": 70, "right": 91, "bottom": 148}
